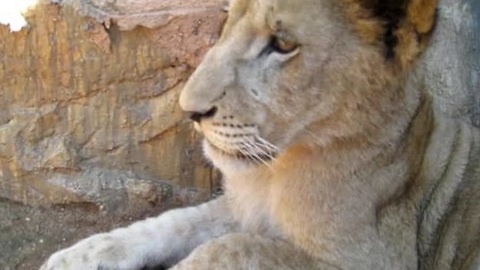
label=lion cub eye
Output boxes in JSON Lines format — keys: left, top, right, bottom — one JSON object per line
{"left": 259, "top": 29, "right": 299, "bottom": 57}
{"left": 269, "top": 35, "right": 298, "bottom": 54}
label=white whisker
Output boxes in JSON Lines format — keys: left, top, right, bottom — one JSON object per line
{"left": 247, "top": 141, "right": 274, "bottom": 167}
{"left": 245, "top": 139, "right": 271, "bottom": 158}
{"left": 245, "top": 139, "right": 279, "bottom": 169}
{"left": 256, "top": 136, "right": 280, "bottom": 151}
{"left": 255, "top": 138, "right": 279, "bottom": 160}
{"left": 239, "top": 142, "right": 272, "bottom": 168}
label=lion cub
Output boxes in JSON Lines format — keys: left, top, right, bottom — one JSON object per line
{"left": 41, "top": 0, "right": 479, "bottom": 269}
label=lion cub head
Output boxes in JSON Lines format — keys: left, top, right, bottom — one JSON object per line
{"left": 180, "top": 0, "right": 437, "bottom": 173}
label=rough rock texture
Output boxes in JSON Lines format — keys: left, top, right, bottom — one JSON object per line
{"left": 418, "top": 0, "right": 480, "bottom": 126}
{"left": 0, "top": 0, "right": 226, "bottom": 212}
{"left": 0, "top": 198, "right": 176, "bottom": 270}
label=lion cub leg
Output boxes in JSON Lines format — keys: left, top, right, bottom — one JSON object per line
{"left": 40, "top": 197, "right": 238, "bottom": 270}
{"left": 171, "top": 233, "right": 333, "bottom": 270}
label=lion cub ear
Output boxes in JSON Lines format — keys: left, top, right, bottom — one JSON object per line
{"left": 365, "top": 0, "right": 438, "bottom": 67}
{"left": 366, "top": 0, "right": 438, "bottom": 34}
{"left": 405, "top": 0, "right": 438, "bottom": 35}
{"left": 402, "top": 0, "right": 438, "bottom": 66}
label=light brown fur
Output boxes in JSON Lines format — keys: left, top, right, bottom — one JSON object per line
{"left": 41, "top": 0, "right": 479, "bottom": 269}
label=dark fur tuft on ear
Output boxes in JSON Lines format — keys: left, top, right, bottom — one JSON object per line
{"left": 360, "top": 0, "right": 438, "bottom": 61}
{"left": 373, "top": 0, "right": 407, "bottom": 58}
{"left": 339, "top": 0, "right": 438, "bottom": 66}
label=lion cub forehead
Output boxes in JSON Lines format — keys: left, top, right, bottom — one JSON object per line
{"left": 235, "top": 0, "right": 333, "bottom": 31}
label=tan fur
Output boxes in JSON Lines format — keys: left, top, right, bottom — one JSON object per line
{"left": 40, "top": 0, "right": 479, "bottom": 269}
{"left": 408, "top": 0, "right": 438, "bottom": 34}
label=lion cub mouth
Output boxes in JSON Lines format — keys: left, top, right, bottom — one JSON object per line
{"left": 201, "top": 121, "right": 279, "bottom": 165}
{"left": 205, "top": 138, "right": 277, "bottom": 164}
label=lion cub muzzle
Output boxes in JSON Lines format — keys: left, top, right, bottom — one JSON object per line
{"left": 188, "top": 106, "right": 218, "bottom": 123}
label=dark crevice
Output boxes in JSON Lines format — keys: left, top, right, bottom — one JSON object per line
{"left": 103, "top": 20, "right": 121, "bottom": 50}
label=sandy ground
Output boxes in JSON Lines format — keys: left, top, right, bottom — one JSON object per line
{"left": 0, "top": 198, "right": 179, "bottom": 270}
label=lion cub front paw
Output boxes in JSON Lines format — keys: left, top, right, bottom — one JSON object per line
{"left": 40, "top": 234, "right": 140, "bottom": 270}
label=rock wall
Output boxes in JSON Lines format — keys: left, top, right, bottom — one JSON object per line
{"left": 418, "top": 0, "right": 480, "bottom": 126}
{"left": 0, "top": 0, "right": 226, "bottom": 212}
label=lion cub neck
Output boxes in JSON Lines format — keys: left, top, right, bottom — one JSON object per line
{"left": 222, "top": 92, "right": 433, "bottom": 239}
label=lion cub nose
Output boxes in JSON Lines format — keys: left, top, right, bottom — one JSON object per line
{"left": 188, "top": 106, "right": 218, "bottom": 123}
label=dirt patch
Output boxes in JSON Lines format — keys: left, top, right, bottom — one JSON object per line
{"left": 0, "top": 198, "right": 181, "bottom": 269}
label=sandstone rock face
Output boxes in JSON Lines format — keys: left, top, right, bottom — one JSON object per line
{"left": 0, "top": 0, "right": 226, "bottom": 211}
